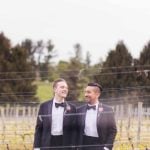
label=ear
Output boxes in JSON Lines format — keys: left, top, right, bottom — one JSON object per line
{"left": 98, "top": 92, "right": 101, "bottom": 98}
{"left": 53, "top": 86, "right": 57, "bottom": 92}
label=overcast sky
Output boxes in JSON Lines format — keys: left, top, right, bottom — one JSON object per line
{"left": 0, "top": 0, "right": 150, "bottom": 64}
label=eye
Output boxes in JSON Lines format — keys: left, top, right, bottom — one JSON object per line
{"left": 60, "top": 86, "right": 68, "bottom": 89}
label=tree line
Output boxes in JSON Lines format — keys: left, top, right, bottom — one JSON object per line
{"left": 0, "top": 32, "right": 150, "bottom": 104}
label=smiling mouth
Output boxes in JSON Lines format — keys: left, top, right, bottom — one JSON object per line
{"left": 62, "top": 91, "right": 67, "bottom": 94}
{"left": 85, "top": 96, "right": 89, "bottom": 98}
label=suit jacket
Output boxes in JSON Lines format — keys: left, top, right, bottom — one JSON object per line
{"left": 34, "top": 99, "right": 76, "bottom": 150}
{"left": 76, "top": 103, "right": 117, "bottom": 150}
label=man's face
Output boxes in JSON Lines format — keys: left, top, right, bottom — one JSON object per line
{"left": 84, "top": 86, "right": 100, "bottom": 104}
{"left": 54, "top": 81, "right": 68, "bottom": 98}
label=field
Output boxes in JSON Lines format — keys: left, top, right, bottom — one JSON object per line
{"left": 35, "top": 81, "right": 53, "bottom": 102}
{"left": 0, "top": 116, "right": 149, "bottom": 150}
{"left": 0, "top": 117, "right": 34, "bottom": 150}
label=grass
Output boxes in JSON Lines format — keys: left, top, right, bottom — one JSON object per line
{"left": 35, "top": 81, "right": 53, "bottom": 102}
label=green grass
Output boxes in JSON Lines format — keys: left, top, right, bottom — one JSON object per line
{"left": 35, "top": 81, "right": 53, "bottom": 102}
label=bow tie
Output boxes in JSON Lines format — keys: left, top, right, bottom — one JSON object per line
{"left": 87, "top": 105, "right": 96, "bottom": 110}
{"left": 55, "top": 102, "right": 65, "bottom": 108}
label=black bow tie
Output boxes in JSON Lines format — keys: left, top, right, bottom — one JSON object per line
{"left": 55, "top": 102, "right": 65, "bottom": 108}
{"left": 87, "top": 105, "right": 96, "bottom": 110}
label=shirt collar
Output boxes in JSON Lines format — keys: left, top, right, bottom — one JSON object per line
{"left": 88, "top": 101, "right": 99, "bottom": 110}
{"left": 53, "top": 98, "right": 64, "bottom": 103}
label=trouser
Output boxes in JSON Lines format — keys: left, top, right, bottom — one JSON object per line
{"left": 82, "top": 135, "right": 104, "bottom": 150}
{"left": 50, "top": 135, "right": 63, "bottom": 150}
{"left": 50, "top": 135, "right": 73, "bottom": 150}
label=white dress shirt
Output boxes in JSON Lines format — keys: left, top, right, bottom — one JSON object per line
{"left": 51, "top": 99, "right": 64, "bottom": 135}
{"left": 84, "top": 102, "right": 99, "bottom": 137}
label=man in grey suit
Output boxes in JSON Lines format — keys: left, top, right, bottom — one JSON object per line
{"left": 76, "top": 83, "right": 117, "bottom": 150}
{"left": 34, "top": 78, "right": 76, "bottom": 150}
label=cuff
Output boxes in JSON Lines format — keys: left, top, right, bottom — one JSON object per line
{"left": 104, "top": 147, "right": 109, "bottom": 150}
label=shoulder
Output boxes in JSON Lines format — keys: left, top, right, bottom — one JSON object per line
{"left": 37, "top": 99, "right": 52, "bottom": 114}
{"left": 40, "top": 99, "right": 53, "bottom": 108}
{"left": 67, "top": 101, "right": 76, "bottom": 107}
{"left": 66, "top": 102, "right": 76, "bottom": 111}
{"left": 66, "top": 101, "right": 76, "bottom": 107}
{"left": 77, "top": 104, "right": 87, "bottom": 112}
{"left": 102, "top": 104, "right": 113, "bottom": 111}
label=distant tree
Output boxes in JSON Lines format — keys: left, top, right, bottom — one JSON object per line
{"left": 0, "top": 33, "right": 37, "bottom": 102}
{"left": 0, "top": 33, "right": 14, "bottom": 101}
{"left": 10, "top": 45, "right": 37, "bottom": 101}
{"left": 74, "top": 43, "right": 82, "bottom": 61}
{"left": 40, "top": 40, "right": 56, "bottom": 81}
{"left": 59, "top": 43, "right": 85, "bottom": 101}
{"left": 137, "top": 41, "right": 150, "bottom": 105}
{"left": 85, "top": 51, "right": 91, "bottom": 68}
{"left": 57, "top": 60, "right": 69, "bottom": 78}
{"left": 139, "top": 41, "right": 150, "bottom": 65}
{"left": 21, "top": 39, "right": 36, "bottom": 65}
{"left": 92, "top": 41, "right": 135, "bottom": 102}
{"left": 22, "top": 39, "right": 56, "bottom": 81}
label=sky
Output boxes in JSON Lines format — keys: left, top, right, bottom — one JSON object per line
{"left": 0, "top": 0, "right": 150, "bottom": 64}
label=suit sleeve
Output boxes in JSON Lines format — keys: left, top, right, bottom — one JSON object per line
{"left": 105, "top": 108, "right": 117, "bottom": 149}
{"left": 33, "top": 104, "right": 43, "bottom": 148}
{"left": 71, "top": 105, "right": 77, "bottom": 148}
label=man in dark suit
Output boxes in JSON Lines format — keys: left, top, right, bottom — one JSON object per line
{"left": 76, "top": 83, "right": 117, "bottom": 150}
{"left": 34, "top": 78, "right": 76, "bottom": 150}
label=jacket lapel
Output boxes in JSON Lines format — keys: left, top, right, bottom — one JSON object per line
{"left": 97, "top": 103, "right": 104, "bottom": 137}
{"left": 97, "top": 103, "right": 102, "bottom": 127}
{"left": 63, "top": 101, "right": 70, "bottom": 115}
{"left": 63, "top": 101, "right": 68, "bottom": 123}
{"left": 48, "top": 100, "right": 53, "bottom": 130}
{"left": 81, "top": 105, "right": 87, "bottom": 131}
{"left": 63, "top": 101, "right": 72, "bottom": 128}
{"left": 97, "top": 103, "right": 103, "bottom": 118}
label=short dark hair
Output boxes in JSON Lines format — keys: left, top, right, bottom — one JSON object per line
{"left": 87, "top": 82, "right": 103, "bottom": 92}
{"left": 53, "top": 78, "right": 67, "bottom": 88}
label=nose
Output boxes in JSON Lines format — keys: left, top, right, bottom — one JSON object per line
{"left": 84, "top": 93, "right": 88, "bottom": 97}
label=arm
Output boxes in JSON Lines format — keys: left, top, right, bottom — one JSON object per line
{"left": 68, "top": 104, "right": 77, "bottom": 149}
{"left": 105, "top": 109, "right": 117, "bottom": 149}
{"left": 33, "top": 104, "right": 43, "bottom": 149}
